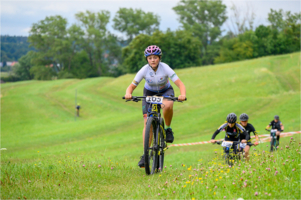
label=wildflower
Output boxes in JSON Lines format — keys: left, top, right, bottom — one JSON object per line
{"left": 242, "top": 170, "right": 245, "bottom": 174}
{"left": 28, "top": 180, "right": 31, "bottom": 183}
{"left": 254, "top": 185, "right": 257, "bottom": 189}
{"left": 215, "top": 186, "right": 217, "bottom": 189}
{"left": 37, "top": 151, "right": 39, "bottom": 153}
{"left": 111, "top": 167, "right": 113, "bottom": 170}
{"left": 170, "top": 165, "right": 172, "bottom": 167}
{"left": 214, "top": 192, "right": 216, "bottom": 195}
{"left": 215, "top": 179, "right": 218, "bottom": 181}
{"left": 98, "top": 165, "right": 101, "bottom": 167}
{"left": 180, "top": 173, "right": 183, "bottom": 176}
{"left": 255, "top": 192, "right": 258, "bottom": 196}
{"left": 292, "top": 168, "right": 296, "bottom": 172}
{"left": 192, "top": 198, "right": 195, "bottom": 200}
{"left": 206, "top": 186, "right": 209, "bottom": 189}
{"left": 275, "top": 171, "right": 278, "bottom": 175}
{"left": 291, "top": 137, "right": 293, "bottom": 140}
{"left": 159, "top": 175, "right": 162, "bottom": 177}
{"left": 219, "top": 177, "right": 222, "bottom": 179}
{"left": 82, "top": 165, "right": 85, "bottom": 167}
{"left": 148, "top": 185, "right": 150, "bottom": 187}
{"left": 224, "top": 196, "right": 226, "bottom": 199}
{"left": 199, "top": 178, "right": 202, "bottom": 180}
{"left": 173, "top": 191, "right": 175, "bottom": 194}
{"left": 158, "top": 193, "right": 160, "bottom": 196}
{"left": 183, "top": 185, "right": 186, "bottom": 188}
{"left": 186, "top": 181, "right": 190, "bottom": 184}
{"left": 165, "top": 166, "right": 166, "bottom": 168}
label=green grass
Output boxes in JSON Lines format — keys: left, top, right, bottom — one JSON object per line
{"left": 1, "top": 52, "right": 300, "bottom": 199}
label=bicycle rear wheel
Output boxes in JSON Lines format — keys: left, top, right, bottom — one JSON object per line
{"left": 158, "top": 118, "right": 165, "bottom": 172}
{"left": 270, "top": 137, "right": 275, "bottom": 152}
{"left": 144, "top": 117, "right": 158, "bottom": 175}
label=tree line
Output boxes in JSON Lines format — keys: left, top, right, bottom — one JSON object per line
{"left": 2, "top": 0, "right": 300, "bottom": 82}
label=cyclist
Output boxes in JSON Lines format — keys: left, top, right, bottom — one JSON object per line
{"left": 76, "top": 103, "right": 81, "bottom": 117}
{"left": 239, "top": 113, "right": 259, "bottom": 161}
{"left": 211, "top": 113, "right": 249, "bottom": 154}
{"left": 124, "top": 45, "right": 186, "bottom": 168}
{"left": 265, "top": 115, "right": 284, "bottom": 146}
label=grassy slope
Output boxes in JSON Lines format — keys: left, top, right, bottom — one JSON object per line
{"left": 1, "top": 52, "right": 300, "bottom": 199}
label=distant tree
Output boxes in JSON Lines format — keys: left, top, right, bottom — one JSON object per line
{"left": 30, "top": 65, "right": 56, "bottom": 80}
{"left": 122, "top": 30, "right": 202, "bottom": 73}
{"left": 173, "top": 0, "right": 227, "bottom": 65}
{"left": 75, "top": 10, "right": 111, "bottom": 76}
{"left": 28, "top": 15, "right": 69, "bottom": 72}
{"left": 113, "top": 8, "right": 160, "bottom": 44}
{"left": 14, "top": 51, "right": 35, "bottom": 80}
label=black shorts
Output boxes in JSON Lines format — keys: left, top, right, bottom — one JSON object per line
{"left": 142, "top": 86, "right": 174, "bottom": 117}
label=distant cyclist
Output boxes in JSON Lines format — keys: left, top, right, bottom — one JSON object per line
{"left": 239, "top": 113, "right": 259, "bottom": 161}
{"left": 76, "top": 103, "right": 81, "bottom": 117}
{"left": 211, "top": 113, "right": 249, "bottom": 154}
{"left": 124, "top": 45, "right": 186, "bottom": 168}
{"left": 265, "top": 115, "right": 284, "bottom": 146}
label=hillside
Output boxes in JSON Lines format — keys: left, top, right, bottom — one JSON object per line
{"left": 1, "top": 52, "right": 300, "bottom": 199}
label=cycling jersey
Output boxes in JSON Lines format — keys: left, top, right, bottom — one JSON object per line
{"left": 269, "top": 120, "right": 283, "bottom": 131}
{"left": 240, "top": 123, "right": 258, "bottom": 142}
{"left": 212, "top": 123, "right": 249, "bottom": 141}
{"left": 132, "top": 62, "right": 179, "bottom": 93}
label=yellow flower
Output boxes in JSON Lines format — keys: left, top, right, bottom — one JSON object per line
{"left": 199, "top": 178, "right": 202, "bottom": 180}
{"left": 192, "top": 182, "right": 194, "bottom": 185}
{"left": 37, "top": 151, "right": 39, "bottom": 153}
{"left": 192, "top": 198, "right": 195, "bottom": 200}
{"left": 219, "top": 177, "right": 222, "bottom": 179}
{"left": 214, "top": 192, "right": 216, "bottom": 195}
{"left": 159, "top": 175, "right": 162, "bottom": 177}
{"left": 215, "top": 179, "right": 218, "bottom": 181}
{"left": 183, "top": 164, "right": 186, "bottom": 167}
{"left": 34, "top": 164, "right": 36, "bottom": 165}
{"left": 186, "top": 181, "right": 190, "bottom": 184}
{"left": 201, "top": 181, "right": 203, "bottom": 183}
{"left": 221, "top": 170, "right": 223, "bottom": 173}
{"left": 210, "top": 189, "right": 212, "bottom": 191}
{"left": 183, "top": 185, "right": 186, "bottom": 188}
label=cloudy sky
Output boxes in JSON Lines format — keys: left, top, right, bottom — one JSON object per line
{"left": 1, "top": 0, "right": 300, "bottom": 37}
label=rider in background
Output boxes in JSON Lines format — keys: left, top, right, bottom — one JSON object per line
{"left": 124, "top": 45, "right": 186, "bottom": 168}
{"left": 239, "top": 113, "right": 259, "bottom": 161}
{"left": 211, "top": 113, "right": 249, "bottom": 154}
{"left": 76, "top": 103, "right": 81, "bottom": 117}
{"left": 265, "top": 115, "right": 284, "bottom": 146}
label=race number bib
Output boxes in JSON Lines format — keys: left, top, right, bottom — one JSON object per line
{"left": 240, "top": 143, "right": 247, "bottom": 149}
{"left": 146, "top": 96, "right": 163, "bottom": 104}
{"left": 221, "top": 141, "right": 233, "bottom": 148}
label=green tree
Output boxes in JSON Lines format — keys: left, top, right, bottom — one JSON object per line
{"left": 122, "top": 30, "right": 202, "bottom": 73}
{"left": 173, "top": 0, "right": 227, "bottom": 64}
{"left": 75, "top": 10, "right": 111, "bottom": 76}
{"left": 113, "top": 8, "right": 160, "bottom": 44}
{"left": 14, "top": 51, "right": 35, "bottom": 80}
{"left": 28, "top": 15, "right": 69, "bottom": 72}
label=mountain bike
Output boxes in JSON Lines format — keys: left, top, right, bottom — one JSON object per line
{"left": 123, "top": 95, "right": 186, "bottom": 175}
{"left": 266, "top": 129, "right": 278, "bottom": 152}
{"left": 214, "top": 140, "right": 253, "bottom": 166}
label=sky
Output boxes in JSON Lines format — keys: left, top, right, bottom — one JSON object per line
{"left": 1, "top": 0, "right": 300, "bottom": 38}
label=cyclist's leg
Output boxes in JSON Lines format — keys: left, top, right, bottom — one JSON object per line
{"left": 162, "top": 87, "right": 175, "bottom": 126}
{"left": 276, "top": 130, "right": 281, "bottom": 146}
{"left": 244, "top": 145, "right": 250, "bottom": 162}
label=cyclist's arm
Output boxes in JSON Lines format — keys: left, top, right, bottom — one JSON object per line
{"left": 211, "top": 123, "right": 227, "bottom": 142}
{"left": 125, "top": 84, "right": 137, "bottom": 99}
{"left": 250, "top": 124, "right": 259, "bottom": 142}
{"left": 211, "top": 129, "right": 220, "bottom": 140}
{"left": 280, "top": 122, "right": 284, "bottom": 132}
{"left": 266, "top": 121, "right": 273, "bottom": 130}
{"left": 174, "top": 79, "right": 186, "bottom": 100}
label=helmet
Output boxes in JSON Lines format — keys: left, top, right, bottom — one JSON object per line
{"left": 274, "top": 115, "right": 279, "bottom": 120}
{"left": 239, "top": 113, "right": 249, "bottom": 121}
{"left": 144, "top": 45, "right": 162, "bottom": 57}
{"left": 227, "top": 113, "right": 237, "bottom": 123}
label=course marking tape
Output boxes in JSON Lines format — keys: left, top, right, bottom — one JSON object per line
{"left": 170, "top": 131, "right": 301, "bottom": 147}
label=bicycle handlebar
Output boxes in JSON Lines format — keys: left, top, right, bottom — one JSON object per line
{"left": 122, "top": 96, "right": 187, "bottom": 102}
{"left": 214, "top": 140, "right": 254, "bottom": 146}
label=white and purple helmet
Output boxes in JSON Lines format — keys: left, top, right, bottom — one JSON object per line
{"left": 144, "top": 45, "right": 162, "bottom": 57}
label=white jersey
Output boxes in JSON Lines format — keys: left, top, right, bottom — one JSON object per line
{"left": 132, "top": 62, "right": 179, "bottom": 92}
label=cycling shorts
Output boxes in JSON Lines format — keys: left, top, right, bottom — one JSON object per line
{"left": 142, "top": 86, "right": 174, "bottom": 118}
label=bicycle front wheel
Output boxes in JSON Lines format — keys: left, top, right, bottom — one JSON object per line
{"left": 144, "top": 117, "right": 158, "bottom": 175}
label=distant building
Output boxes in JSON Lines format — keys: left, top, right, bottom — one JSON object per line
{"left": 6, "top": 61, "right": 18, "bottom": 67}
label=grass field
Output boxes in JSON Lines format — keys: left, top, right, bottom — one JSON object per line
{"left": 1, "top": 52, "right": 300, "bottom": 199}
